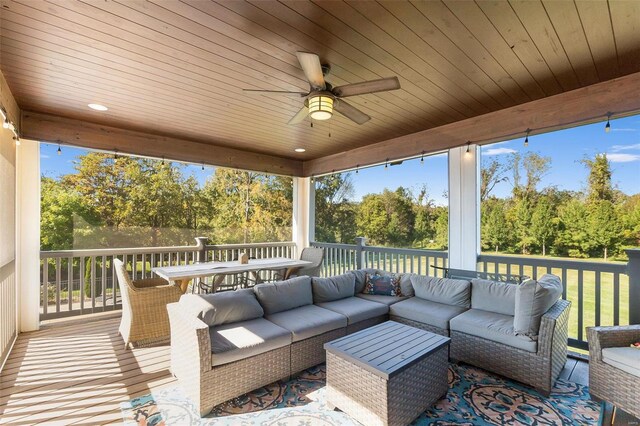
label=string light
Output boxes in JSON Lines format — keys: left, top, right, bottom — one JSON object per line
{"left": 0, "top": 107, "right": 20, "bottom": 143}
{"left": 113, "top": 149, "right": 119, "bottom": 163}
{"left": 605, "top": 113, "right": 611, "bottom": 133}
{"left": 420, "top": 152, "right": 424, "bottom": 164}
{"left": 355, "top": 165, "right": 359, "bottom": 174}
{"left": 385, "top": 159, "right": 389, "bottom": 169}
{"left": 13, "top": 136, "right": 20, "bottom": 146}
{"left": 524, "top": 129, "right": 530, "bottom": 147}
{"left": 161, "top": 156, "right": 165, "bottom": 166}
{"left": 201, "top": 163, "right": 205, "bottom": 172}
{"left": 57, "top": 144, "right": 62, "bottom": 155}
{"left": 2, "top": 120, "right": 8, "bottom": 129}
{"left": 465, "top": 142, "right": 471, "bottom": 156}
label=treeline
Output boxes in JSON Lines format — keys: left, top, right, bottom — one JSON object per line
{"left": 41, "top": 153, "right": 293, "bottom": 250}
{"left": 314, "top": 174, "right": 448, "bottom": 249}
{"left": 481, "top": 153, "right": 639, "bottom": 260}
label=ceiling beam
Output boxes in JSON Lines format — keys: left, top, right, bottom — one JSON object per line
{"left": 303, "top": 71, "right": 640, "bottom": 176}
{"left": 20, "top": 111, "right": 303, "bottom": 176}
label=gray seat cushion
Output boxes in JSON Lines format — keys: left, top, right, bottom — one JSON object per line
{"left": 410, "top": 275, "right": 471, "bottom": 308}
{"left": 356, "top": 293, "right": 408, "bottom": 306}
{"left": 210, "top": 318, "right": 292, "bottom": 366}
{"left": 317, "top": 297, "right": 389, "bottom": 325}
{"left": 514, "top": 274, "right": 563, "bottom": 338}
{"left": 266, "top": 305, "right": 348, "bottom": 342}
{"left": 254, "top": 276, "right": 313, "bottom": 315}
{"left": 602, "top": 347, "right": 640, "bottom": 378}
{"left": 390, "top": 298, "right": 467, "bottom": 331}
{"left": 312, "top": 273, "right": 355, "bottom": 303}
{"left": 450, "top": 309, "right": 537, "bottom": 353}
{"left": 471, "top": 279, "right": 517, "bottom": 316}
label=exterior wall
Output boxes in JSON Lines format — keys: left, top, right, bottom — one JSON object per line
{"left": 0, "top": 110, "right": 17, "bottom": 370}
{"left": 0, "top": 70, "right": 21, "bottom": 370}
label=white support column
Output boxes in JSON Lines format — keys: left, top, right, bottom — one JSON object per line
{"left": 448, "top": 144, "right": 480, "bottom": 270}
{"left": 17, "top": 139, "right": 40, "bottom": 332}
{"left": 292, "top": 177, "right": 315, "bottom": 257}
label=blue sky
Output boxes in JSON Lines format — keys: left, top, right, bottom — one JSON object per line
{"left": 40, "top": 115, "right": 639, "bottom": 205}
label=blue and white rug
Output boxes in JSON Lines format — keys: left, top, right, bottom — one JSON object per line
{"left": 121, "top": 363, "right": 601, "bottom": 425}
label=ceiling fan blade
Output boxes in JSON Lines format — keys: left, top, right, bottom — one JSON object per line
{"left": 243, "top": 89, "right": 307, "bottom": 96}
{"left": 288, "top": 106, "right": 309, "bottom": 125}
{"left": 296, "top": 52, "right": 326, "bottom": 90}
{"left": 332, "top": 77, "right": 401, "bottom": 97}
{"left": 334, "top": 99, "right": 370, "bottom": 125}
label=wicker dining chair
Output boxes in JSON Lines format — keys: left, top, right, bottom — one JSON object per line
{"left": 114, "top": 258, "right": 183, "bottom": 348}
{"left": 588, "top": 325, "right": 640, "bottom": 420}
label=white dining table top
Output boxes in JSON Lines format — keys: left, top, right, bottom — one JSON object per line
{"left": 152, "top": 257, "right": 312, "bottom": 282}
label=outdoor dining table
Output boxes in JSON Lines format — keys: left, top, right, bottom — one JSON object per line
{"left": 152, "top": 257, "right": 312, "bottom": 293}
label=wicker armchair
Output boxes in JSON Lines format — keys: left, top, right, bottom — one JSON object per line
{"left": 588, "top": 325, "right": 640, "bottom": 419}
{"left": 114, "top": 258, "right": 183, "bottom": 348}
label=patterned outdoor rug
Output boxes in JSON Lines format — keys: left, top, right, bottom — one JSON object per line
{"left": 121, "top": 363, "right": 601, "bottom": 425}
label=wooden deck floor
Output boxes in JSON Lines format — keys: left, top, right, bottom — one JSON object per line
{"left": 0, "top": 314, "right": 592, "bottom": 426}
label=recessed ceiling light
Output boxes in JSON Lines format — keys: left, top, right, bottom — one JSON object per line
{"left": 294, "top": 148, "right": 306, "bottom": 153}
{"left": 88, "top": 103, "right": 108, "bottom": 111}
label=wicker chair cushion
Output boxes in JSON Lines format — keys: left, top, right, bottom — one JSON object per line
{"left": 209, "top": 318, "right": 292, "bottom": 366}
{"left": 355, "top": 293, "right": 409, "bottom": 306}
{"left": 179, "top": 289, "right": 264, "bottom": 326}
{"left": 450, "top": 309, "right": 537, "bottom": 352}
{"left": 390, "top": 297, "right": 467, "bottom": 331}
{"left": 254, "top": 276, "right": 313, "bottom": 315}
{"left": 312, "top": 273, "right": 356, "bottom": 303}
{"left": 265, "top": 304, "right": 348, "bottom": 342}
{"left": 602, "top": 347, "right": 640, "bottom": 378}
{"left": 514, "top": 274, "right": 563, "bottom": 338}
{"left": 317, "top": 296, "right": 388, "bottom": 325}
{"left": 471, "top": 279, "right": 517, "bottom": 316}
{"left": 410, "top": 275, "right": 471, "bottom": 308}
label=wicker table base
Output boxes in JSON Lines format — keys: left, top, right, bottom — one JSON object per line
{"left": 325, "top": 321, "right": 450, "bottom": 426}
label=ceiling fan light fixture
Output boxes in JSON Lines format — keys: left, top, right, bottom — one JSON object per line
{"left": 308, "top": 94, "right": 334, "bottom": 121}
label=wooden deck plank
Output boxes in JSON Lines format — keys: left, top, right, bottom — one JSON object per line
{"left": 0, "top": 315, "right": 175, "bottom": 425}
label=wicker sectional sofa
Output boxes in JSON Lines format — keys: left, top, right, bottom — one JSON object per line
{"left": 168, "top": 269, "right": 570, "bottom": 416}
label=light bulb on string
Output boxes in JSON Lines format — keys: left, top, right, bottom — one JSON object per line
{"left": 420, "top": 152, "right": 424, "bottom": 164}
{"left": 385, "top": 159, "right": 389, "bottom": 169}
{"left": 356, "top": 165, "right": 359, "bottom": 174}
{"left": 465, "top": 142, "right": 471, "bottom": 156}
{"left": 524, "top": 129, "right": 530, "bottom": 147}
{"left": 605, "top": 113, "right": 611, "bottom": 133}
{"left": 57, "top": 144, "right": 62, "bottom": 155}
{"left": 2, "top": 120, "right": 9, "bottom": 129}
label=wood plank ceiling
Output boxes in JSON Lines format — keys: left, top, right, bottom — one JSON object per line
{"left": 1, "top": 0, "right": 639, "bottom": 162}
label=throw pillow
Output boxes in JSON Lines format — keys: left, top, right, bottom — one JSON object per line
{"left": 362, "top": 272, "right": 403, "bottom": 296}
{"left": 514, "top": 274, "right": 563, "bottom": 339}
{"left": 179, "top": 288, "right": 264, "bottom": 327}
{"left": 311, "top": 273, "right": 356, "bottom": 303}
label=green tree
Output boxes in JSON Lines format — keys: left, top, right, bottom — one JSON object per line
{"left": 356, "top": 188, "right": 415, "bottom": 247}
{"left": 481, "top": 198, "right": 511, "bottom": 253}
{"left": 556, "top": 199, "right": 590, "bottom": 257}
{"left": 314, "top": 174, "right": 356, "bottom": 243}
{"left": 582, "top": 154, "right": 614, "bottom": 203}
{"left": 587, "top": 200, "right": 621, "bottom": 260}
{"left": 530, "top": 195, "right": 557, "bottom": 256}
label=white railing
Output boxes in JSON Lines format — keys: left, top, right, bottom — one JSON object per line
{"left": 0, "top": 261, "right": 17, "bottom": 368}
{"left": 40, "top": 240, "right": 297, "bottom": 320}
{"left": 312, "top": 238, "right": 448, "bottom": 278}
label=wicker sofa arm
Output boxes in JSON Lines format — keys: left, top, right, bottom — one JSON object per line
{"left": 588, "top": 325, "right": 640, "bottom": 362}
{"left": 536, "top": 299, "right": 571, "bottom": 357}
{"left": 167, "top": 302, "right": 212, "bottom": 375}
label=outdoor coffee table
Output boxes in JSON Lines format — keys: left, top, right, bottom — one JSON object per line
{"left": 324, "top": 321, "right": 450, "bottom": 426}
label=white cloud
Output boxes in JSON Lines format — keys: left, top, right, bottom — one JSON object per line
{"left": 40, "top": 154, "right": 50, "bottom": 159}
{"left": 611, "top": 128, "right": 637, "bottom": 132}
{"left": 483, "top": 147, "right": 516, "bottom": 156}
{"left": 606, "top": 153, "right": 640, "bottom": 163}
{"left": 610, "top": 143, "right": 640, "bottom": 152}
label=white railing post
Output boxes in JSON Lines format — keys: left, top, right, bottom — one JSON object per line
{"left": 626, "top": 249, "right": 640, "bottom": 325}
{"left": 292, "top": 177, "right": 314, "bottom": 258}
{"left": 355, "top": 237, "right": 366, "bottom": 270}
{"left": 195, "top": 237, "right": 208, "bottom": 263}
{"left": 448, "top": 144, "right": 480, "bottom": 270}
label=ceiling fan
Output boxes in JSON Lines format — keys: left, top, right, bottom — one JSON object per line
{"left": 243, "top": 52, "right": 401, "bottom": 125}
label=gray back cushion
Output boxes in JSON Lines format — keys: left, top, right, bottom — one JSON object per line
{"left": 471, "top": 279, "right": 518, "bottom": 316}
{"left": 349, "top": 269, "right": 414, "bottom": 296}
{"left": 179, "top": 289, "right": 264, "bottom": 326}
{"left": 410, "top": 275, "right": 471, "bottom": 308}
{"left": 312, "top": 273, "right": 355, "bottom": 303}
{"left": 254, "top": 276, "right": 313, "bottom": 315}
{"left": 514, "top": 274, "right": 563, "bottom": 338}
